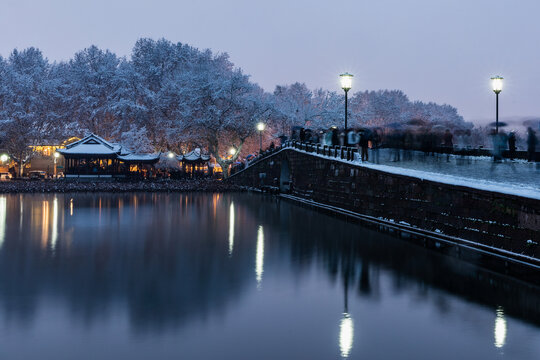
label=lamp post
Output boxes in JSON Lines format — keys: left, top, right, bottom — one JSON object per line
{"left": 257, "top": 122, "right": 266, "bottom": 152}
{"left": 53, "top": 152, "right": 60, "bottom": 178}
{"left": 0, "top": 154, "right": 8, "bottom": 163}
{"left": 340, "top": 73, "right": 353, "bottom": 132}
{"left": 491, "top": 76, "right": 503, "bottom": 134}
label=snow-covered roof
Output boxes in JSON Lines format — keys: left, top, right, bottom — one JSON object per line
{"left": 57, "top": 134, "right": 121, "bottom": 156}
{"left": 177, "top": 148, "right": 211, "bottom": 162}
{"left": 118, "top": 153, "right": 161, "bottom": 163}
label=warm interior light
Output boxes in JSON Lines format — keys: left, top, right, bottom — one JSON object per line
{"left": 257, "top": 122, "right": 266, "bottom": 132}
{"left": 340, "top": 72, "right": 353, "bottom": 91}
{"left": 491, "top": 76, "right": 503, "bottom": 94}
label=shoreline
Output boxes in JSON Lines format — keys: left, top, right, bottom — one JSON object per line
{"left": 0, "top": 179, "right": 244, "bottom": 193}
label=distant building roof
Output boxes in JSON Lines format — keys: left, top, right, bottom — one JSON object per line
{"left": 177, "top": 148, "right": 211, "bottom": 163}
{"left": 57, "top": 134, "right": 121, "bottom": 157}
{"left": 117, "top": 153, "right": 161, "bottom": 164}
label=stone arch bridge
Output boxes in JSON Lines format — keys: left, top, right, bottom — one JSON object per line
{"left": 228, "top": 142, "right": 540, "bottom": 277}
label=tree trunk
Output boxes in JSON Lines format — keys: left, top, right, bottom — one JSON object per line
{"left": 18, "top": 160, "right": 23, "bottom": 178}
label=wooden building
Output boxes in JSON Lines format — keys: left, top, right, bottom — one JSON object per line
{"left": 57, "top": 134, "right": 159, "bottom": 179}
{"left": 177, "top": 148, "right": 211, "bottom": 178}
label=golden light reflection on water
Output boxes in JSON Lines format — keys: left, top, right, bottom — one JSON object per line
{"left": 228, "top": 202, "right": 235, "bottom": 256}
{"left": 255, "top": 225, "right": 264, "bottom": 287}
{"left": 339, "top": 312, "right": 354, "bottom": 358}
{"left": 41, "top": 201, "right": 49, "bottom": 249}
{"left": 212, "top": 193, "right": 220, "bottom": 219}
{"left": 494, "top": 306, "right": 507, "bottom": 349}
{"left": 51, "top": 197, "right": 58, "bottom": 252}
{"left": 0, "top": 196, "right": 6, "bottom": 248}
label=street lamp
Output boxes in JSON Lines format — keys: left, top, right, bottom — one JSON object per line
{"left": 229, "top": 147, "right": 236, "bottom": 156}
{"left": 257, "top": 122, "right": 266, "bottom": 152}
{"left": 0, "top": 154, "right": 8, "bottom": 163}
{"left": 167, "top": 151, "right": 175, "bottom": 159}
{"left": 491, "top": 76, "right": 503, "bottom": 134}
{"left": 340, "top": 72, "right": 353, "bottom": 132}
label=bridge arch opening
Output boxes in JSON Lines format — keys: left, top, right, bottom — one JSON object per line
{"left": 280, "top": 158, "right": 291, "bottom": 193}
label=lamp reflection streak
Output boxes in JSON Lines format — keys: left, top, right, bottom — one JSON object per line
{"left": 228, "top": 202, "right": 234, "bottom": 256}
{"left": 0, "top": 196, "right": 6, "bottom": 248}
{"left": 41, "top": 201, "right": 49, "bottom": 248}
{"left": 494, "top": 306, "right": 507, "bottom": 349}
{"left": 51, "top": 197, "right": 58, "bottom": 253}
{"left": 255, "top": 225, "right": 264, "bottom": 287}
{"left": 339, "top": 312, "right": 354, "bottom": 358}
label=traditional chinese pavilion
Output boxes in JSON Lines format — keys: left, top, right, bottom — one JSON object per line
{"left": 57, "top": 134, "right": 160, "bottom": 178}
{"left": 177, "top": 148, "right": 211, "bottom": 178}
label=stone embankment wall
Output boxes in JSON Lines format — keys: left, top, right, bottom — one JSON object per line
{"left": 229, "top": 149, "right": 540, "bottom": 259}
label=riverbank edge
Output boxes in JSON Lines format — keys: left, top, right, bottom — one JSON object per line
{"left": 0, "top": 179, "right": 245, "bottom": 193}
{"left": 273, "top": 191, "right": 540, "bottom": 285}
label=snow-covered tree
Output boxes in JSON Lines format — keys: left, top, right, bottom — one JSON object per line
{"left": 0, "top": 48, "right": 58, "bottom": 175}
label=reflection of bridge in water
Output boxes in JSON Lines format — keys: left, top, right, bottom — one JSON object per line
{"left": 0, "top": 193, "right": 538, "bottom": 358}
{"left": 229, "top": 142, "right": 540, "bottom": 282}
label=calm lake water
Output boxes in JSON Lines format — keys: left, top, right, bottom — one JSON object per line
{"left": 0, "top": 193, "right": 539, "bottom": 359}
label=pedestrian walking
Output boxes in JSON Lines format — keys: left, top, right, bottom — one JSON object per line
{"left": 359, "top": 130, "right": 370, "bottom": 162}
{"left": 508, "top": 131, "right": 516, "bottom": 160}
{"left": 371, "top": 129, "right": 381, "bottom": 164}
{"left": 443, "top": 129, "right": 453, "bottom": 162}
{"left": 331, "top": 128, "right": 339, "bottom": 146}
{"left": 527, "top": 127, "right": 538, "bottom": 162}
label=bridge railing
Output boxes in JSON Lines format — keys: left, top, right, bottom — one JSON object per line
{"left": 230, "top": 141, "right": 360, "bottom": 176}
{"left": 287, "top": 141, "right": 359, "bottom": 161}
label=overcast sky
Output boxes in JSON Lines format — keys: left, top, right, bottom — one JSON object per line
{"left": 1, "top": 0, "right": 539, "bottom": 123}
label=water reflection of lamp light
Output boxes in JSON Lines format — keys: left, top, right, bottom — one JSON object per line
{"left": 41, "top": 201, "right": 50, "bottom": 248}
{"left": 494, "top": 306, "right": 507, "bottom": 349}
{"left": 340, "top": 312, "right": 354, "bottom": 358}
{"left": 51, "top": 197, "right": 58, "bottom": 253}
{"left": 0, "top": 196, "right": 6, "bottom": 249}
{"left": 228, "top": 202, "right": 235, "bottom": 256}
{"left": 339, "top": 273, "right": 354, "bottom": 358}
{"left": 255, "top": 225, "right": 264, "bottom": 287}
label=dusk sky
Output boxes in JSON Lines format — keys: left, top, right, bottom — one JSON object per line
{"left": 1, "top": 0, "right": 539, "bottom": 124}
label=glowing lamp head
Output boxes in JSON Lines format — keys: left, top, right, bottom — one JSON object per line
{"left": 54, "top": 152, "right": 60, "bottom": 158}
{"left": 491, "top": 76, "right": 503, "bottom": 94}
{"left": 229, "top": 148, "right": 236, "bottom": 156}
{"left": 0, "top": 154, "right": 8, "bottom": 162}
{"left": 257, "top": 122, "right": 266, "bottom": 132}
{"left": 340, "top": 72, "right": 353, "bottom": 91}
{"left": 167, "top": 152, "right": 175, "bottom": 159}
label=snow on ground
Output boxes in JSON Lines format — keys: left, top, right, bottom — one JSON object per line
{"left": 276, "top": 147, "right": 540, "bottom": 200}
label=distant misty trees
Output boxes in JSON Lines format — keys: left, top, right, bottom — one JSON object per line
{"left": 0, "top": 38, "right": 473, "bottom": 164}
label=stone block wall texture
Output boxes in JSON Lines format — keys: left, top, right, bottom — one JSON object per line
{"left": 229, "top": 149, "right": 540, "bottom": 258}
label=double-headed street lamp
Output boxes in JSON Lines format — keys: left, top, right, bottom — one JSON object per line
{"left": 257, "top": 122, "right": 266, "bottom": 152}
{"left": 491, "top": 76, "right": 503, "bottom": 134}
{"left": 340, "top": 73, "right": 353, "bottom": 132}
